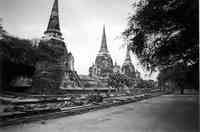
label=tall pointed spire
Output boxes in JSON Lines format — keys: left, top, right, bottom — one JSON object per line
{"left": 99, "top": 25, "right": 108, "bottom": 53}
{"left": 123, "top": 45, "right": 132, "bottom": 65}
{"left": 125, "top": 45, "right": 131, "bottom": 62}
{"left": 121, "top": 45, "right": 136, "bottom": 77}
{"left": 44, "top": 0, "right": 63, "bottom": 40}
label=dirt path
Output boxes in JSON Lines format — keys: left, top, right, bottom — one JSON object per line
{"left": 0, "top": 94, "right": 198, "bottom": 132}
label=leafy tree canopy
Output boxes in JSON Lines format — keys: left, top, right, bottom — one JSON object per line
{"left": 0, "top": 34, "right": 38, "bottom": 66}
{"left": 123, "top": 0, "right": 198, "bottom": 91}
{"left": 123, "top": 0, "right": 198, "bottom": 71}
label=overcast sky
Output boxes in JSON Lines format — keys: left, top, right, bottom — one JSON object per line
{"left": 0, "top": 0, "right": 158, "bottom": 80}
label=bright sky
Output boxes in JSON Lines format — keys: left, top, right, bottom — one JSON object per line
{"left": 0, "top": 0, "right": 158, "bottom": 80}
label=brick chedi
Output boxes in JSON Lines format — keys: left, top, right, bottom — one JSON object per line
{"left": 32, "top": 0, "right": 71, "bottom": 94}
{"left": 121, "top": 45, "right": 136, "bottom": 78}
{"left": 89, "top": 25, "right": 113, "bottom": 80}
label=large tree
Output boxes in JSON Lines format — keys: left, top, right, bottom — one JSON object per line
{"left": 123, "top": 0, "right": 198, "bottom": 93}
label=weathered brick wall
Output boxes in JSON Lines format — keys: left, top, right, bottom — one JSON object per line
{"left": 31, "top": 39, "right": 68, "bottom": 94}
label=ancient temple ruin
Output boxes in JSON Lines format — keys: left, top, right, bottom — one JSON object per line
{"left": 0, "top": 0, "right": 81, "bottom": 95}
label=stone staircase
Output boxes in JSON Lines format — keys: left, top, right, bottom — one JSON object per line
{"left": 60, "top": 71, "right": 83, "bottom": 88}
{"left": 68, "top": 71, "right": 82, "bottom": 87}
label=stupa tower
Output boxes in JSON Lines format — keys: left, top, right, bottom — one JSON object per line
{"left": 32, "top": 0, "right": 81, "bottom": 94}
{"left": 43, "top": 0, "right": 63, "bottom": 40}
{"left": 123, "top": 45, "right": 132, "bottom": 65}
{"left": 121, "top": 45, "right": 136, "bottom": 78}
{"left": 89, "top": 25, "right": 113, "bottom": 79}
